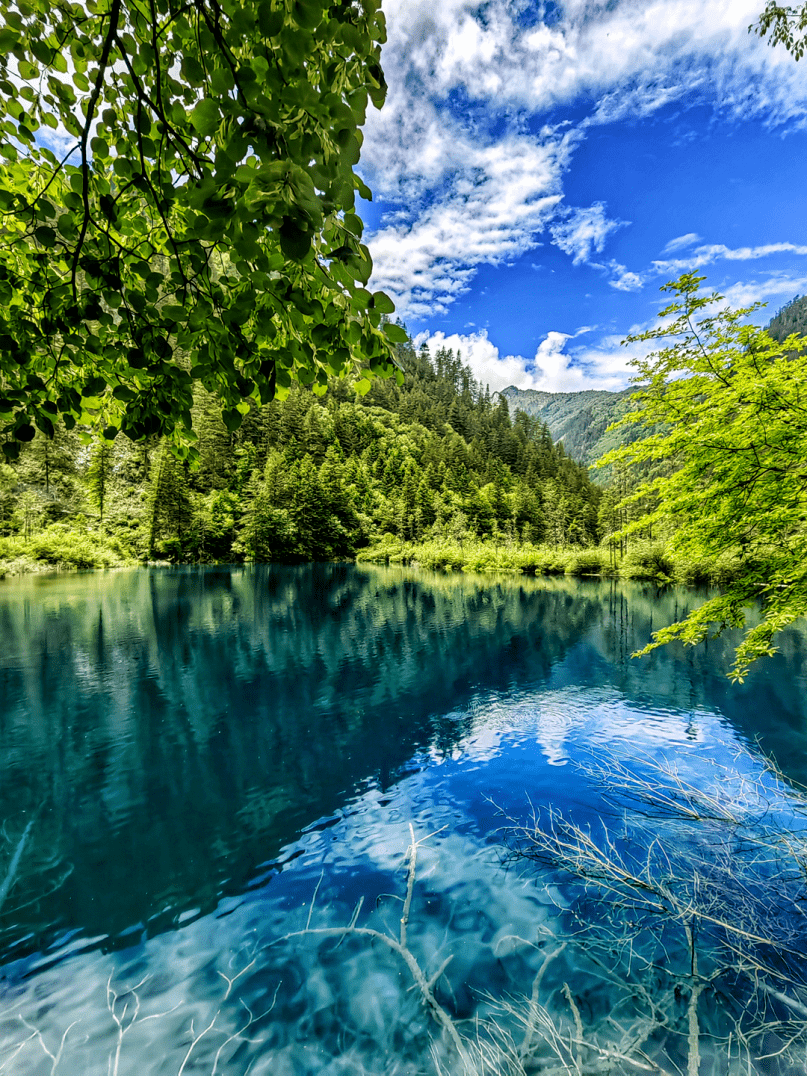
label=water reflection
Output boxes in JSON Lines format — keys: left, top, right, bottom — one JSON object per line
{"left": 0, "top": 563, "right": 806, "bottom": 971}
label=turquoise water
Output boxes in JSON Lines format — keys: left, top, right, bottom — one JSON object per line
{"left": 1, "top": 564, "right": 807, "bottom": 1074}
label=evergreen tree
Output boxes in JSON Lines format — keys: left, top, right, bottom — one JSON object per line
{"left": 87, "top": 440, "right": 115, "bottom": 522}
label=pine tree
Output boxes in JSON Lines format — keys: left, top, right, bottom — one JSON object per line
{"left": 87, "top": 439, "right": 115, "bottom": 522}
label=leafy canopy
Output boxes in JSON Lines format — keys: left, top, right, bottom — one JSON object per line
{"left": 0, "top": 0, "right": 402, "bottom": 461}
{"left": 752, "top": 2, "right": 807, "bottom": 60}
{"left": 599, "top": 274, "right": 807, "bottom": 681}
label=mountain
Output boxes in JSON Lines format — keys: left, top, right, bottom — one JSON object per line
{"left": 500, "top": 386, "right": 633, "bottom": 468}
{"left": 767, "top": 294, "right": 807, "bottom": 342}
{"left": 503, "top": 295, "right": 807, "bottom": 470}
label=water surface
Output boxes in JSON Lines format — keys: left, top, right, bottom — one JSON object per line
{"left": 1, "top": 564, "right": 807, "bottom": 1074}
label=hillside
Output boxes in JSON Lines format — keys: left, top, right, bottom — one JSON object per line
{"left": 500, "top": 386, "right": 632, "bottom": 468}
{"left": 503, "top": 297, "right": 807, "bottom": 470}
{"left": 1, "top": 341, "right": 602, "bottom": 568}
{"left": 767, "top": 294, "right": 807, "bottom": 341}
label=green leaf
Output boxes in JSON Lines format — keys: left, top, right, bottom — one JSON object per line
{"left": 35, "top": 414, "right": 54, "bottom": 437}
{"left": 82, "top": 376, "right": 107, "bottom": 397}
{"left": 342, "top": 213, "right": 363, "bottom": 237}
{"left": 383, "top": 323, "right": 408, "bottom": 344}
{"left": 56, "top": 213, "right": 76, "bottom": 238}
{"left": 292, "top": 0, "right": 321, "bottom": 30}
{"left": 209, "top": 65, "right": 235, "bottom": 94}
{"left": 34, "top": 226, "right": 56, "bottom": 247}
{"left": 221, "top": 408, "right": 243, "bottom": 432}
{"left": 354, "top": 378, "right": 371, "bottom": 396}
{"left": 30, "top": 41, "right": 53, "bottom": 65}
{"left": 14, "top": 423, "right": 35, "bottom": 441}
{"left": 0, "top": 29, "right": 20, "bottom": 53}
{"left": 279, "top": 217, "right": 311, "bottom": 261}
{"left": 258, "top": 1, "right": 284, "bottom": 36}
{"left": 371, "top": 291, "right": 395, "bottom": 314}
{"left": 355, "top": 176, "right": 373, "bottom": 201}
{"left": 190, "top": 99, "right": 220, "bottom": 137}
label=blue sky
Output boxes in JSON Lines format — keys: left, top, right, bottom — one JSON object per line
{"left": 357, "top": 0, "right": 807, "bottom": 393}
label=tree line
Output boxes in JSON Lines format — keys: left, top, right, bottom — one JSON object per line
{"left": 0, "top": 338, "right": 601, "bottom": 562}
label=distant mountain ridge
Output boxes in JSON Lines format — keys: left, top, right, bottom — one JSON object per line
{"left": 504, "top": 295, "right": 807, "bottom": 469}
{"left": 500, "top": 386, "right": 632, "bottom": 468}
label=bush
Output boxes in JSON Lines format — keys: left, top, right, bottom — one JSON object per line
{"left": 622, "top": 541, "right": 675, "bottom": 580}
{"left": 567, "top": 548, "right": 610, "bottom": 577}
{"left": 0, "top": 524, "right": 134, "bottom": 573}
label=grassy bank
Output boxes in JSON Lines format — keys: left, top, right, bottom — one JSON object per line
{"left": 356, "top": 535, "right": 744, "bottom": 586}
{"left": 0, "top": 528, "right": 743, "bottom": 588}
{"left": 0, "top": 524, "right": 136, "bottom": 576}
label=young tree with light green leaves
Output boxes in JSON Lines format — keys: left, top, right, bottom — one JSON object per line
{"left": 599, "top": 273, "right": 807, "bottom": 680}
{"left": 0, "top": 0, "right": 403, "bottom": 463}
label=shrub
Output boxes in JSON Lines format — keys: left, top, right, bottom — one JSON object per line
{"left": 622, "top": 541, "right": 675, "bottom": 580}
{"left": 0, "top": 524, "right": 134, "bottom": 573}
{"left": 566, "top": 548, "right": 608, "bottom": 577}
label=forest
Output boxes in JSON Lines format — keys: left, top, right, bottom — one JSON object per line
{"left": 0, "top": 337, "right": 602, "bottom": 572}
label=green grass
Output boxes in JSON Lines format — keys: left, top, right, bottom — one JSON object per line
{"left": 357, "top": 535, "right": 738, "bottom": 586}
{"left": 0, "top": 524, "right": 136, "bottom": 574}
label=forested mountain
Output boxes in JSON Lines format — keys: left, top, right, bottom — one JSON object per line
{"left": 504, "top": 295, "right": 807, "bottom": 469}
{"left": 0, "top": 340, "right": 601, "bottom": 564}
{"left": 500, "top": 387, "right": 632, "bottom": 468}
{"left": 767, "top": 294, "right": 807, "bottom": 341}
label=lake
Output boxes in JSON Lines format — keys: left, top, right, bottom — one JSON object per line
{"left": 1, "top": 564, "right": 807, "bottom": 1074}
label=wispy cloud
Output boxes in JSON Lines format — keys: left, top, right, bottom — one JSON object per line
{"left": 607, "top": 262, "right": 645, "bottom": 292}
{"left": 367, "top": 132, "right": 574, "bottom": 319}
{"left": 720, "top": 273, "right": 807, "bottom": 310}
{"left": 652, "top": 241, "right": 807, "bottom": 277}
{"left": 662, "top": 233, "right": 702, "bottom": 255}
{"left": 550, "top": 203, "right": 629, "bottom": 266}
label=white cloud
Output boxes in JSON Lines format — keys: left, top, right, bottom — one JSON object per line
{"left": 414, "top": 329, "right": 544, "bottom": 393}
{"left": 549, "top": 202, "right": 628, "bottom": 265}
{"left": 361, "top": 0, "right": 807, "bottom": 322}
{"left": 367, "top": 132, "right": 573, "bottom": 319}
{"left": 662, "top": 232, "right": 702, "bottom": 255}
{"left": 606, "top": 261, "right": 645, "bottom": 292}
{"left": 653, "top": 241, "right": 807, "bottom": 276}
{"left": 720, "top": 273, "right": 807, "bottom": 310}
{"left": 376, "top": 0, "right": 802, "bottom": 123}
{"left": 415, "top": 325, "right": 647, "bottom": 394}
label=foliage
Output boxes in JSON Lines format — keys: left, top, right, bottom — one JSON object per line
{"left": 599, "top": 273, "right": 807, "bottom": 679}
{"left": 753, "top": 1, "right": 807, "bottom": 60}
{"left": 0, "top": 0, "right": 399, "bottom": 462}
{"left": 0, "top": 521, "right": 132, "bottom": 569}
{"left": 357, "top": 534, "right": 727, "bottom": 583}
{"left": 619, "top": 539, "right": 674, "bottom": 582}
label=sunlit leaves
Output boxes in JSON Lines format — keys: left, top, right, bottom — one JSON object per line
{"left": 599, "top": 273, "right": 807, "bottom": 678}
{"left": 0, "top": 0, "right": 397, "bottom": 461}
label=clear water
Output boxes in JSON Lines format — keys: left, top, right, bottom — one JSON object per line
{"left": 1, "top": 564, "right": 807, "bottom": 1074}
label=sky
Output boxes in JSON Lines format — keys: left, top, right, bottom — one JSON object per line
{"left": 355, "top": 0, "right": 807, "bottom": 394}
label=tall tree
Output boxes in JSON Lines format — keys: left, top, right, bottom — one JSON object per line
{"left": 86, "top": 438, "right": 115, "bottom": 521}
{"left": 0, "top": 0, "right": 403, "bottom": 462}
